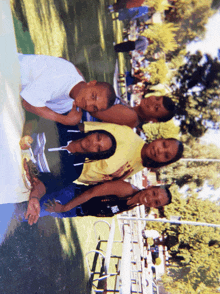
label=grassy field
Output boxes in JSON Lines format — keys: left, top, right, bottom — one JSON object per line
{"left": 0, "top": 1, "right": 127, "bottom": 293}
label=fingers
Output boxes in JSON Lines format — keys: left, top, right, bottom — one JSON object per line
{"left": 44, "top": 199, "right": 56, "bottom": 211}
{"left": 25, "top": 198, "right": 40, "bottom": 225}
{"left": 28, "top": 213, "right": 39, "bottom": 226}
{"left": 24, "top": 210, "right": 39, "bottom": 225}
{"left": 20, "top": 135, "right": 33, "bottom": 150}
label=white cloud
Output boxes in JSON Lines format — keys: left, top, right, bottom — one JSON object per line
{"left": 187, "top": 12, "right": 220, "bottom": 58}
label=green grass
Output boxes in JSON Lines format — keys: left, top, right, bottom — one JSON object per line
{"left": 1, "top": 1, "right": 126, "bottom": 293}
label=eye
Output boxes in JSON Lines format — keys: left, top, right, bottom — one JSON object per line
{"left": 92, "top": 92, "right": 97, "bottom": 101}
{"left": 93, "top": 105, "right": 98, "bottom": 112}
{"left": 155, "top": 201, "right": 159, "bottom": 206}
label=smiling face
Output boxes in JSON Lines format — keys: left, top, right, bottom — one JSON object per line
{"left": 80, "top": 132, "right": 113, "bottom": 153}
{"left": 137, "top": 186, "right": 169, "bottom": 208}
{"left": 138, "top": 96, "right": 170, "bottom": 122}
{"left": 74, "top": 80, "right": 108, "bottom": 112}
{"left": 144, "top": 138, "right": 179, "bottom": 163}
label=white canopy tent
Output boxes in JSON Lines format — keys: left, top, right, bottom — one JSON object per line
{"left": 0, "top": 0, "right": 29, "bottom": 204}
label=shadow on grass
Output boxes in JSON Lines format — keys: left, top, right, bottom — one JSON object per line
{"left": 12, "top": 0, "right": 117, "bottom": 83}
{"left": 0, "top": 216, "right": 90, "bottom": 294}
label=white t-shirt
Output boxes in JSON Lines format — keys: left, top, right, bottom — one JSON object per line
{"left": 18, "top": 54, "right": 84, "bottom": 114}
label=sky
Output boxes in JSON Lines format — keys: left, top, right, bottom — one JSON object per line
{"left": 186, "top": 12, "right": 220, "bottom": 200}
{"left": 187, "top": 12, "right": 220, "bottom": 147}
{"left": 187, "top": 11, "right": 220, "bottom": 58}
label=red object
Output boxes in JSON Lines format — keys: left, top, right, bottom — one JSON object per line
{"left": 113, "top": 0, "right": 145, "bottom": 11}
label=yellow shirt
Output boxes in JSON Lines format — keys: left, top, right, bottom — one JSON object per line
{"left": 77, "top": 122, "right": 145, "bottom": 184}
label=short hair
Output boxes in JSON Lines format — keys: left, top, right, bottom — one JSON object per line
{"left": 80, "top": 129, "right": 117, "bottom": 161}
{"left": 142, "top": 138, "right": 184, "bottom": 168}
{"left": 160, "top": 185, "right": 172, "bottom": 205}
{"left": 96, "top": 82, "right": 116, "bottom": 109}
{"left": 157, "top": 96, "right": 176, "bottom": 122}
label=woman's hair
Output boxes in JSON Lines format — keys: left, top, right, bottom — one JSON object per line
{"left": 80, "top": 130, "right": 117, "bottom": 161}
{"left": 157, "top": 96, "right": 176, "bottom": 122}
{"left": 142, "top": 138, "right": 184, "bottom": 168}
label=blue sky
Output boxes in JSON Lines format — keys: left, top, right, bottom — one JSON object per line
{"left": 187, "top": 12, "right": 220, "bottom": 58}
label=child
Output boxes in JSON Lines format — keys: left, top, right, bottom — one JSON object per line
{"left": 18, "top": 54, "right": 116, "bottom": 125}
{"left": 90, "top": 95, "right": 176, "bottom": 128}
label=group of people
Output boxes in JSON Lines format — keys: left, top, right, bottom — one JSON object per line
{"left": 18, "top": 31, "right": 183, "bottom": 225}
{"left": 16, "top": 2, "right": 181, "bottom": 225}
{"left": 18, "top": 51, "right": 183, "bottom": 225}
{"left": 110, "top": 0, "right": 155, "bottom": 106}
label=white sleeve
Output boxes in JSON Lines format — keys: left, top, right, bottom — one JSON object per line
{"left": 20, "top": 74, "right": 55, "bottom": 107}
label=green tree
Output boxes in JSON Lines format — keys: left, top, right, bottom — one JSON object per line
{"left": 211, "top": 0, "right": 220, "bottom": 9}
{"left": 171, "top": 51, "right": 220, "bottom": 137}
{"left": 146, "top": 186, "right": 220, "bottom": 292}
{"left": 143, "top": 58, "right": 169, "bottom": 84}
{"left": 142, "top": 23, "right": 178, "bottom": 55}
{"left": 165, "top": 0, "right": 214, "bottom": 46}
{"left": 160, "top": 136, "right": 220, "bottom": 189}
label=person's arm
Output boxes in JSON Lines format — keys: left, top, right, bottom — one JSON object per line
{"left": 24, "top": 177, "right": 46, "bottom": 225}
{"left": 22, "top": 99, "right": 82, "bottom": 126}
{"left": 23, "top": 159, "right": 46, "bottom": 225}
{"left": 90, "top": 104, "right": 139, "bottom": 128}
{"left": 45, "top": 180, "right": 139, "bottom": 213}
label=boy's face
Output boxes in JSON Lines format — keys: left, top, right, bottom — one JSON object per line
{"left": 139, "top": 96, "right": 169, "bottom": 122}
{"left": 75, "top": 80, "right": 108, "bottom": 112}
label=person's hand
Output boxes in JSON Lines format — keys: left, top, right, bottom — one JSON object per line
{"left": 62, "top": 102, "right": 83, "bottom": 125}
{"left": 44, "top": 199, "right": 64, "bottom": 213}
{"left": 20, "top": 135, "right": 33, "bottom": 150}
{"left": 117, "top": 166, "right": 134, "bottom": 180}
{"left": 25, "top": 198, "right": 40, "bottom": 225}
{"left": 102, "top": 163, "right": 134, "bottom": 181}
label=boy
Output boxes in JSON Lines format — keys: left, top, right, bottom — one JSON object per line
{"left": 18, "top": 54, "right": 116, "bottom": 125}
{"left": 90, "top": 95, "right": 176, "bottom": 128}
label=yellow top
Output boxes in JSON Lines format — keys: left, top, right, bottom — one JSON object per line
{"left": 142, "top": 119, "right": 180, "bottom": 142}
{"left": 77, "top": 122, "right": 145, "bottom": 184}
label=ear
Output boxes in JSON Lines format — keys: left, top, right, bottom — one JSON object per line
{"left": 149, "top": 118, "right": 158, "bottom": 123}
{"left": 87, "top": 80, "right": 97, "bottom": 86}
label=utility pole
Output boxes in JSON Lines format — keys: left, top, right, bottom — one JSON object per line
{"left": 181, "top": 158, "right": 220, "bottom": 162}
{"left": 117, "top": 216, "right": 220, "bottom": 228}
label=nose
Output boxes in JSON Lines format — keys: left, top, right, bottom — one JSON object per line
{"left": 92, "top": 138, "right": 100, "bottom": 150}
{"left": 156, "top": 147, "right": 161, "bottom": 155}
{"left": 86, "top": 99, "right": 93, "bottom": 107}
